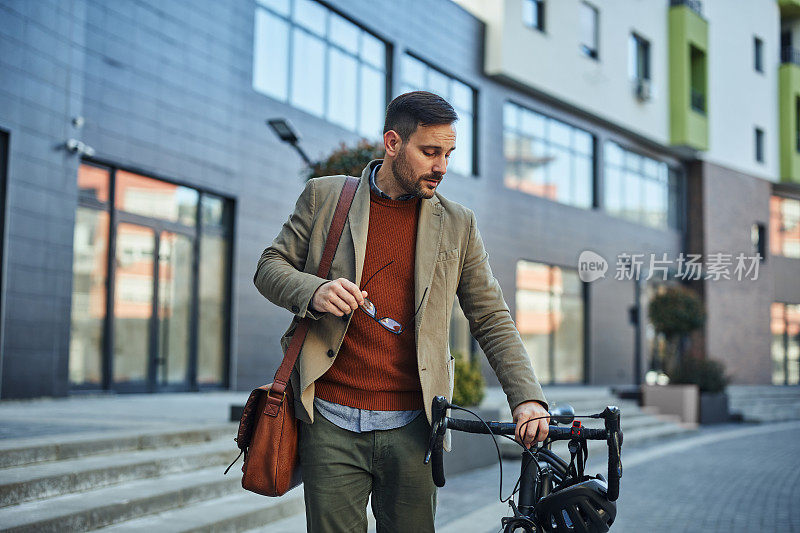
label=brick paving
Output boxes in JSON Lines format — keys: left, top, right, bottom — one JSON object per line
{"left": 434, "top": 423, "right": 800, "bottom": 532}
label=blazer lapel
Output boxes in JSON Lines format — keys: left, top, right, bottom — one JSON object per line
{"left": 414, "top": 194, "right": 443, "bottom": 335}
{"left": 348, "top": 161, "right": 374, "bottom": 286}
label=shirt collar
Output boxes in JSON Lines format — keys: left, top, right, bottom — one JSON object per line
{"left": 369, "top": 163, "right": 416, "bottom": 201}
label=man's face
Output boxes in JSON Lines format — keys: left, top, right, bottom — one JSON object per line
{"left": 390, "top": 123, "right": 456, "bottom": 199}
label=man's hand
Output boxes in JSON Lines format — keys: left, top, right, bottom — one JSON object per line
{"left": 311, "top": 278, "right": 367, "bottom": 316}
{"left": 512, "top": 400, "right": 550, "bottom": 448}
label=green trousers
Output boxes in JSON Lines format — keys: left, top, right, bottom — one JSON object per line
{"left": 298, "top": 405, "right": 437, "bottom": 532}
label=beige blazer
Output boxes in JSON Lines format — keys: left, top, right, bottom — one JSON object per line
{"left": 254, "top": 160, "right": 547, "bottom": 451}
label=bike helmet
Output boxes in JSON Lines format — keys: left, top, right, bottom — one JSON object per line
{"left": 534, "top": 478, "right": 616, "bottom": 533}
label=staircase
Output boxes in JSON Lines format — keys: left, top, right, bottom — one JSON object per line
{"left": 0, "top": 423, "right": 304, "bottom": 532}
{"left": 0, "top": 387, "right": 697, "bottom": 532}
{"left": 727, "top": 385, "right": 800, "bottom": 422}
{"left": 479, "top": 386, "right": 697, "bottom": 458}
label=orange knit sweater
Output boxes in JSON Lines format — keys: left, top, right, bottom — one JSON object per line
{"left": 314, "top": 190, "right": 423, "bottom": 410}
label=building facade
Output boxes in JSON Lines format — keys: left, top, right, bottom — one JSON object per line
{"left": 0, "top": 0, "right": 798, "bottom": 399}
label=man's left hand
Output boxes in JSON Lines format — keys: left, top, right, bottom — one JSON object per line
{"left": 512, "top": 401, "right": 550, "bottom": 448}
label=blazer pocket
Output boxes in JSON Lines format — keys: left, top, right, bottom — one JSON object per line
{"left": 436, "top": 248, "right": 459, "bottom": 262}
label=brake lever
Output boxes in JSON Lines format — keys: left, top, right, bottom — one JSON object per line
{"left": 424, "top": 418, "right": 442, "bottom": 464}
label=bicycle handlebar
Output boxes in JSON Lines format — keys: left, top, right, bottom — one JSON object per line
{"left": 424, "top": 396, "right": 622, "bottom": 501}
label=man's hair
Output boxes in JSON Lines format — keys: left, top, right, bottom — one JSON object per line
{"left": 383, "top": 91, "right": 458, "bottom": 141}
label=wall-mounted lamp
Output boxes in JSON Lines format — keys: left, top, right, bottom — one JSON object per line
{"left": 267, "top": 118, "right": 311, "bottom": 166}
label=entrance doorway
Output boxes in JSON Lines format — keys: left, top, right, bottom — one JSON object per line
{"left": 69, "top": 163, "right": 231, "bottom": 393}
{"left": 112, "top": 222, "right": 194, "bottom": 391}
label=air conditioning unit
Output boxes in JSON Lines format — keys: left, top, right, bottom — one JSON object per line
{"left": 634, "top": 78, "right": 652, "bottom": 101}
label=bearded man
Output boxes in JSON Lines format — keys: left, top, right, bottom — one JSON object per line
{"left": 254, "top": 91, "right": 549, "bottom": 532}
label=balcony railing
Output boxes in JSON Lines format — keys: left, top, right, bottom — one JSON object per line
{"left": 670, "top": 0, "right": 702, "bottom": 17}
{"left": 781, "top": 46, "right": 800, "bottom": 67}
{"left": 690, "top": 89, "right": 706, "bottom": 114}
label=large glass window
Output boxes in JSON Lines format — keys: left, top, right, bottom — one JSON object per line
{"left": 504, "top": 102, "right": 594, "bottom": 208}
{"left": 400, "top": 54, "right": 475, "bottom": 176}
{"left": 770, "top": 195, "right": 800, "bottom": 258}
{"left": 69, "top": 163, "right": 232, "bottom": 391}
{"left": 603, "top": 141, "right": 682, "bottom": 230}
{"left": 253, "top": 0, "right": 388, "bottom": 139}
{"left": 69, "top": 181, "right": 110, "bottom": 386}
{"left": 516, "top": 260, "right": 585, "bottom": 384}
{"left": 771, "top": 302, "right": 799, "bottom": 385}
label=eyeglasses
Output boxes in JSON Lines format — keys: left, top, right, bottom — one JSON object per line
{"left": 357, "top": 261, "right": 426, "bottom": 335}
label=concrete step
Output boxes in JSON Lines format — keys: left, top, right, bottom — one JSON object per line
{"left": 94, "top": 490, "right": 305, "bottom": 533}
{"left": 0, "top": 438, "right": 235, "bottom": 507}
{"left": 0, "top": 423, "right": 236, "bottom": 469}
{"left": 0, "top": 465, "right": 240, "bottom": 532}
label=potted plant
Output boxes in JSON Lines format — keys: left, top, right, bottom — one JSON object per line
{"left": 669, "top": 355, "right": 731, "bottom": 424}
{"left": 306, "top": 140, "right": 385, "bottom": 180}
{"left": 452, "top": 354, "right": 486, "bottom": 407}
{"left": 642, "top": 286, "right": 706, "bottom": 424}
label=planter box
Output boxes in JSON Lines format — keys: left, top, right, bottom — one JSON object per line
{"left": 642, "top": 384, "right": 699, "bottom": 425}
{"left": 699, "top": 392, "right": 730, "bottom": 424}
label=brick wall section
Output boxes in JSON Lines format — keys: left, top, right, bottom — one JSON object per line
{"left": 700, "top": 161, "right": 773, "bottom": 384}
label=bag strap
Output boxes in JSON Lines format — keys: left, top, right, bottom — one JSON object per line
{"left": 264, "top": 176, "right": 360, "bottom": 416}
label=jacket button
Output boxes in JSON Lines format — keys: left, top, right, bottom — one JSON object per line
{"left": 327, "top": 349, "right": 335, "bottom": 358}
{"left": 291, "top": 305, "right": 299, "bottom": 313}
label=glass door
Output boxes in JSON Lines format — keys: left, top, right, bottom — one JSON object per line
{"left": 112, "top": 223, "right": 194, "bottom": 391}
{"left": 112, "top": 222, "right": 155, "bottom": 390}
{"left": 156, "top": 231, "right": 193, "bottom": 388}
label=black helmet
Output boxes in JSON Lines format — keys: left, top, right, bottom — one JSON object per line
{"left": 534, "top": 478, "right": 617, "bottom": 533}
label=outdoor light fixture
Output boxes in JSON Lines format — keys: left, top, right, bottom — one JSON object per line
{"left": 266, "top": 118, "right": 311, "bottom": 165}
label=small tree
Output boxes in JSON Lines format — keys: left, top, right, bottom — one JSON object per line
{"left": 648, "top": 285, "right": 705, "bottom": 375}
{"left": 306, "top": 140, "right": 384, "bottom": 180}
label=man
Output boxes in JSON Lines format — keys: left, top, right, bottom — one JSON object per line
{"left": 254, "top": 91, "right": 549, "bottom": 532}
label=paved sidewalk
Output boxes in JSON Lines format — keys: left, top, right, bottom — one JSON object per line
{"left": 429, "top": 421, "right": 800, "bottom": 532}
{"left": 0, "top": 392, "right": 248, "bottom": 439}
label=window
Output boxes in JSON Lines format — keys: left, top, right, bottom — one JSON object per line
{"left": 253, "top": 0, "right": 388, "bottom": 139}
{"left": 629, "top": 33, "right": 650, "bottom": 81}
{"left": 579, "top": 2, "right": 599, "bottom": 59}
{"left": 754, "top": 36, "right": 763, "bottom": 73}
{"left": 771, "top": 302, "right": 799, "bottom": 386}
{"left": 400, "top": 54, "right": 476, "bottom": 176}
{"left": 796, "top": 97, "right": 800, "bottom": 153}
{"left": 755, "top": 127, "right": 764, "bottom": 163}
{"left": 70, "top": 163, "right": 232, "bottom": 391}
{"left": 503, "top": 102, "right": 594, "bottom": 209}
{"left": 604, "top": 141, "right": 682, "bottom": 230}
{"left": 516, "top": 260, "right": 585, "bottom": 384}
{"left": 770, "top": 195, "right": 800, "bottom": 258}
{"left": 751, "top": 222, "right": 766, "bottom": 261}
{"left": 523, "top": 0, "right": 545, "bottom": 32}
{"left": 689, "top": 45, "right": 706, "bottom": 114}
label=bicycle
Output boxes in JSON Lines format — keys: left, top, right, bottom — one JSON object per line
{"left": 424, "top": 395, "right": 623, "bottom": 533}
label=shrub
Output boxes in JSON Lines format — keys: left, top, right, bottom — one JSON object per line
{"left": 307, "top": 140, "right": 384, "bottom": 180}
{"left": 648, "top": 286, "right": 705, "bottom": 338}
{"left": 648, "top": 285, "right": 705, "bottom": 373}
{"left": 452, "top": 353, "right": 485, "bottom": 407}
{"left": 668, "top": 356, "right": 729, "bottom": 394}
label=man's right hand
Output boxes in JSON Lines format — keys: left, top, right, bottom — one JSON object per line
{"left": 310, "top": 278, "right": 368, "bottom": 317}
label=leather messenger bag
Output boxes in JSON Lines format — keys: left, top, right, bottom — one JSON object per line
{"left": 225, "top": 176, "right": 359, "bottom": 496}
